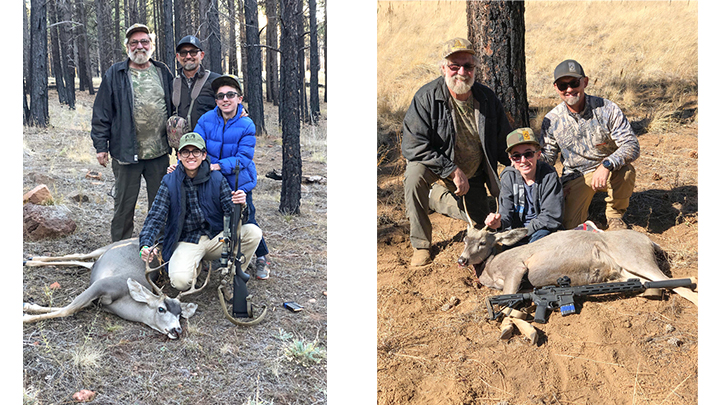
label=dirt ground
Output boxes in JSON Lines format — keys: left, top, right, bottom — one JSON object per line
{"left": 377, "top": 115, "right": 699, "bottom": 403}
{"left": 23, "top": 91, "right": 327, "bottom": 404}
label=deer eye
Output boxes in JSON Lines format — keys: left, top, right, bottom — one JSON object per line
{"left": 478, "top": 241, "right": 486, "bottom": 246}
{"left": 158, "top": 307, "right": 166, "bottom": 313}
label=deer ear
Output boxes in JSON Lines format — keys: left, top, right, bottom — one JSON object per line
{"left": 181, "top": 302, "right": 198, "bottom": 319}
{"left": 494, "top": 228, "right": 528, "bottom": 246}
{"left": 127, "top": 278, "right": 156, "bottom": 303}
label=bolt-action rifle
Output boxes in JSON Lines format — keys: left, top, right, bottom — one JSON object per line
{"left": 486, "top": 276, "right": 696, "bottom": 324}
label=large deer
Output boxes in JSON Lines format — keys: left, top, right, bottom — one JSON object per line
{"left": 457, "top": 224, "right": 698, "bottom": 307}
{"left": 23, "top": 239, "right": 198, "bottom": 339}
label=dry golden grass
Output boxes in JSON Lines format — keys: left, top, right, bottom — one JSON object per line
{"left": 377, "top": 1, "right": 698, "bottom": 134}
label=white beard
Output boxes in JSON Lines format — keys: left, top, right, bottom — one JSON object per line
{"left": 564, "top": 94, "right": 582, "bottom": 107}
{"left": 128, "top": 46, "right": 154, "bottom": 65}
{"left": 445, "top": 74, "right": 473, "bottom": 96}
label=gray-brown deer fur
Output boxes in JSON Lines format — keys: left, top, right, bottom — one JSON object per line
{"left": 23, "top": 239, "right": 197, "bottom": 339}
{"left": 457, "top": 227, "right": 698, "bottom": 306}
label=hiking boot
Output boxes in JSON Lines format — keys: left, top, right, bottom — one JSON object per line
{"left": 606, "top": 218, "right": 628, "bottom": 231}
{"left": 410, "top": 248, "right": 432, "bottom": 267}
{"left": 255, "top": 257, "right": 269, "bottom": 280}
{"left": 221, "top": 284, "right": 233, "bottom": 302}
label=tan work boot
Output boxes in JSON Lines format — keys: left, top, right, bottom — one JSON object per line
{"left": 410, "top": 248, "right": 432, "bottom": 266}
{"left": 606, "top": 218, "right": 628, "bottom": 231}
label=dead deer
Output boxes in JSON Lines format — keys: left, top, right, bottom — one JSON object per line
{"left": 23, "top": 238, "right": 198, "bottom": 339}
{"left": 457, "top": 226, "right": 698, "bottom": 306}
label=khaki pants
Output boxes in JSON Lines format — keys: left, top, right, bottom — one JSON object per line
{"left": 168, "top": 224, "right": 262, "bottom": 291}
{"left": 404, "top": 161, "right": 490, "bottom": 249}
{"left": 562, "top": 164, "right": 635, "bottom": 230}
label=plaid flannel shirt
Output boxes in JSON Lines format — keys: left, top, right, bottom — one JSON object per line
{"left": 139, "top": 176, "right": 235, "bottom": 248}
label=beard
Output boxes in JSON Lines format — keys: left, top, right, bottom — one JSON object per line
{"left": 445, "top": 73, "right": 473, "bottom": 96}
{"left": 182, "top": 60, "right": 200, "bottom": 71}
{"left": 128, "top": 46, "right": 154, "bottom": 65}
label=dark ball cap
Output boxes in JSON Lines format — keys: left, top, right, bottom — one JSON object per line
{"left": 553, "top": 59, "right": 585, "bottom": 83}
{"left": 176, "top": 35, "right": 203, "bottom": 52}
{"left": 211, "top": 74, "right": 242, "bottom": 96}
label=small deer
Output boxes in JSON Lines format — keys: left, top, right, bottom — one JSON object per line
{"left": 23, "top": 239, "right": 198, "bottom": 339}
{"left": 457, "top": 226, "right": 698, "bottom": 306}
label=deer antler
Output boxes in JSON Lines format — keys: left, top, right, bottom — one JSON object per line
{"left": 462, "top": 194, "right": 499, "bottom": 232}
{"left": 143, "top": 244, "right": 166, "bottom": 296}
{"left": 176, "top": 260, "right": 212, "bottom": 299}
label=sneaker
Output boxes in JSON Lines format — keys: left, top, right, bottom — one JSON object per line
{"left": 410, "top": 248, "right": 432, "bottom": 267}
{"left": 606, "top": 218, "right": 628, "bottom": 231}
{"left": 255, "top": 257, "right": 269, "bottom": 280}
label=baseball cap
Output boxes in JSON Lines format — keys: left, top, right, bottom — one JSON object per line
{"left": 441, "top": 38, "right": 476, "bottom": 59}
{"left": 178, "top": 132, "right": 206, "bottom": 151}
{"left": 211, "top": 74, "right": 243, "bottom": 95}
{"left": 505, "top": 128, "right": 540, "bottom": 153}
{"left": 553, "top": 59, "right": 585, "bottom": 83}
{"left": 126, "top": 23, "right": 149, "bottom": 38}
{"left": 176, "top": 35, "right": 203, "bottom": 52}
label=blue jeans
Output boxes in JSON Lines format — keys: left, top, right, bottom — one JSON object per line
{"left": 510, "top": 228, "right": 552, "bottom": 248}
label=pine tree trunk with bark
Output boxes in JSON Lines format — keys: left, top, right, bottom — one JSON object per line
{"left": 48, "top": 0, "right": 68, "bottom": 105}
{"left": 266, "top": 0, "right": 279, "bottom": 105}
{"left": 95, "top": 0, "right": 113, "bottom": 74}
{"left": 207, "top": 0, "right": 221, "bottom": 72}
{"left": 244, "top": 0, "right": 265, "bottom": 135}
{"left": 29, "top": 0, "right": 49, "bottom": 127}
{"left": 57, "top": 0, "right": 76, "bottom": 109}
{"left": 279, "top": 0, "right": 303, "bottom": 215}
{"left": 227, "top": 0, "right": 238, "bottom": 76}
{"left": 309, "top": 0, "right": 320, "bottom": 123}
{"left": 466, "top": 1, "right": 529, "bottom": 128}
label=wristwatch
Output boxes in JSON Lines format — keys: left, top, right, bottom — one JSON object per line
{"left": 602, "top": 159, "right": 613, "bottom": 171}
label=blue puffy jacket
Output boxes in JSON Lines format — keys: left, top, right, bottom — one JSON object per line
{"left": 194, "top": 106, "right": 257, "bottom": 192}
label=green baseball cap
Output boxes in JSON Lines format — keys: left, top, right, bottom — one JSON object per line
{"left": 441, "top": 38, "right": 475, "bottom": 59}
{"left": 178, "top": 132, "right": 206, "bottom": 151}
{"left": 505, "top": 127, "right": 540, "bottom": 153}
{"left": 211, "top": 74, "right": 243, "bottom": 95}
{"left": 553, "top": 59, "right": 585, "bottom": 83}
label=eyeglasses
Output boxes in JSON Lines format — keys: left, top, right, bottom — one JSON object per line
{"left": 178, "top": 148, "right": 204, "bottom": 158}
{"left": 510, "top": 150, "right": 537, "bottom": 162}
{"left": 215, "top": 91, "right": 238, "bottom": 100}
{"left": 446, "top": 63, "right": 476, "bottom": 72}
{"left": 556, "top": 78, "right": 583, "bottom": 91}
{"left": 178, "top": 49, "right": 200, "bottom": 57}
{"left": 128, "top": 39, "right": 151, "bottom": 48}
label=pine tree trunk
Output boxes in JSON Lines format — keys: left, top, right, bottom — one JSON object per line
{"left": 174, "top": 0, "right": 185, "bottom": 47}
{"left": 57, "top": 0, "right": 76, "bottom": 109}
{"left": 266, "top": 0, "right": 279, "bottom": 105}
{"left": 163, "top": 0, "right": 174, "bottom": 68}
{"left": 23, "top": 0, "right": 31, "bottom": 124}
{"left": 95, "top": 0, "right": 113, "bottom": 74}
{"left": 207, "top": 0, "right": 222, "bottom": 72}
{"left": 238, "top": 0, "right": 248, "bottom": 102}
{"left": 48, "top": 0, "right": 68, "bottom": 104}
{"left": 30, "top": 0, "right": 49, "bottom": 127}
{"left": 244, "top": 0, "right": 265, "bottom": 135}
{"left": 309, "top": 0, "right": 319, "bottom": 123}
{"left": 466, "top": 1, "right": 529, "bottom": 128}
{"left": 279, "top": 0, "right": 302, "bottom": 215}
{"left": 74, "top": 0, "right": 94, "bottom": 94}
{"left": 227, "top": 0, "right": 238, "bottom": 76}
{"left": 114, "top": 0, "right": 122, "bottom": 61}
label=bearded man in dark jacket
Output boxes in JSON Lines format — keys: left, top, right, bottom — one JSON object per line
{"left": 401, "top": 38, "right": 512, "bottom": 266}
{"left": 91, "top": 23, "right": 174, "bottom": 242}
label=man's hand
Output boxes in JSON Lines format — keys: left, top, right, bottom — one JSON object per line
{"left": 210, "top": 163, "right": 221, "bottom": 171}
{"left": 97, "top": 152, "right": 109, "bottom": 167}
{"left": 591, "top": 165, "right": 611, "bottom": 191}
{"left": 140, "top": 246, "right": 158, "bottom": 263}
{"left": 484, "top": 213, "right": 501, "bottom": 230}
{"left": 450, "top": 167, "right": 469, "bottom": 196}
{"left": 231, "top": 189, "right": 247, "bottom": 205}
{"left": 167, "top": 163, "right": 178, "bottom": 174}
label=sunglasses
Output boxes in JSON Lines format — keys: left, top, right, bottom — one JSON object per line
{"left": 555, "top": 77, "right": 583, "bottom": 91}
{"left": 178, "top": 49, "right": 200, "bottom": 57}
{"left": 215, "top": 91, "right": 238, "bottom": 100}
{"left": 446, "top": 63, "right": 476, "bottom": 72}
{"left": 510, "top": 150, "right": 537, "bottom": 162}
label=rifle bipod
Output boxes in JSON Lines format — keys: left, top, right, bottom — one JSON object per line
{"left": 216, "top": 268, "right": 268, "bottom": 326}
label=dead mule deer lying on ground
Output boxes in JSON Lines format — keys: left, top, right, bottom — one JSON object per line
{"left": 23, "top": 238, "right": 198, "bottom": 339}
{"left": 457, "top": 226, "right": 698, "bottom": 306}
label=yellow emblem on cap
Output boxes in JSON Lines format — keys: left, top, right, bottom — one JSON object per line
{"left": 522, "top": 129, "right": 531, "bottom": 141}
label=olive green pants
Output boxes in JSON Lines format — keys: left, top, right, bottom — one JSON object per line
{"left": 562, "top": 164, "right": 635, "bottom": 230}
{"left": 404, "top": 161, "right": 490, "bottom": 249}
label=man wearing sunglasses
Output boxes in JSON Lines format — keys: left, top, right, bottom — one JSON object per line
{"left": 402, "top": 38, "right": 512, "bottom": 266}
{"left": 139, "top": 133, "right": 262, "bottom": 295}
{"left": 171, "top": 35, "right": 221, "bottom": 131}
{"left": 540, "top": 59, "right": 639, "bottom": 231}
{"left": 484, "top": 128, "right": 563, "bottom": 244}
{"left": 91, "top": 23, "right": 174, "bottom": 242}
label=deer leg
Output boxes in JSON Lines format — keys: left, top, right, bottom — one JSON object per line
{"left": 23, "top": 279, "right": 124, "bottom": 323}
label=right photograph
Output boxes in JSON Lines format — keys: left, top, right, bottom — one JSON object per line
{"left": 377, "top": 1, "right": 699, "bottom": 404}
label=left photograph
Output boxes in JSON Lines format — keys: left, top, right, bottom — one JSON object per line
{"left": 22, "top": 1, "right": 327, "bottom": 403}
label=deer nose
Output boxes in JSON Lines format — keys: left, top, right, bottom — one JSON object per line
{"left": 458, "top": 257, "right": 468, "bottom": 267}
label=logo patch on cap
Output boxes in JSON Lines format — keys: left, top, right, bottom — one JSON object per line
{"left": 521, "top": 129, "right": 531, "bottom": 141}
{"left": 568, "top": 62, "right": 577, "bottom": 72}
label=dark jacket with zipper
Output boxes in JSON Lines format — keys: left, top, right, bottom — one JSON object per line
{"left": 401, "top": 76, "right": 513, "bottom": 197}
{"left": 91, "top": 58, "right": 174, "bottom": 164}
{"left": 174, "top": 65, "right": 221, "bottom": 129}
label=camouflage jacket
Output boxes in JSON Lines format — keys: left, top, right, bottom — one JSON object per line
{"left": 540, "top": 94, "right": 639, "bottom": 179}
